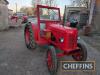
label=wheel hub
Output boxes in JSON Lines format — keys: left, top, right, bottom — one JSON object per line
{"left": 47, "top": 51, "right": 54, "bottom": 70}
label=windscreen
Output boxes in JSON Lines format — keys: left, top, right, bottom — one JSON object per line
{"left": 39, "top": 8, "right": 60, "bottom": 21}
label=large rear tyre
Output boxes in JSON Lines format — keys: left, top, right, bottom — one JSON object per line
{"left": 47, "top": 46, "right": 58, "bottom": 75}
{"left": 24, "top": 23, "right": 37, "bottom": 49}
{"left": 72, "top": 42, "right": 87, "bottom": 61}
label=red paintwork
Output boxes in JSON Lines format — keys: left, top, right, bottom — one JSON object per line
{"left": 25, "top": 28, "right": 30, "bottom": 44}
{"left": 56, "top": 48, "right": 80, "bottom": 58}
{"left": 11, "top": 16, "right": 18, "bottom": 22}
{"left": 31, "top": 5, "right": 78, "bottom": 56}
{"left": 47, "top": 24, "right": 78, "bottom": 52}
{"left": 47, "top": 50, "right": 53, "bottom": 70}
{"left": 22, "top": 16, "right": 28, "bottom": 22}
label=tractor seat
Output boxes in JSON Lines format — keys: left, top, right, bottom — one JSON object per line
{"left": 40, "top": 23, "right": 46, "bottom": 37}
{"left": 40, "top": 23, "right": 51, "bottom": 40}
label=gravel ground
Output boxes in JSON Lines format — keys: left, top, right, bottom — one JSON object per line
{"left": 81, "top": 35, "right": 100, "bottom": 51}
{"left": 0, "top": 27, "right": 100, "bottom": 75}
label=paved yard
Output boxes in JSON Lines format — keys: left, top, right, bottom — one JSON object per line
{"left": 81, "top": 35, "right": 100, "bottom": 51}
{"left": 0, "top": 27, "right": 100, "bottom": 75}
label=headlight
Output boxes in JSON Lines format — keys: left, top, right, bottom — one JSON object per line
{"left": 59, "top": 38, "right": 64, "bottom": 43}
{"left": 78, "top": 37, "right": 80, "bottom": 40}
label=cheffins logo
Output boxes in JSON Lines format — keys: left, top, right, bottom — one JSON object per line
{"left": 61, "top": 61, "right": 95, "bottom": 71}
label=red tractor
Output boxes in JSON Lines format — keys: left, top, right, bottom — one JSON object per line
{"left": 24, "top": 5, "right": 87, "bottom": 75}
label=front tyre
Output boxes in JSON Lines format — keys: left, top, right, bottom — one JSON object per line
{"left": 47, "top": 46, "right": 58, "bottom": 75}
{"left": 72, "top": 42, "right": 87, "bottom": 61}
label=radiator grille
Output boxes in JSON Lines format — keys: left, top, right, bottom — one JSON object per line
{"left": 68, "top": 33, "right": 77, "bottom": 48}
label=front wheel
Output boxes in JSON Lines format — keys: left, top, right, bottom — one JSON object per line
{"left": 72, "top": 42, "right": 87, "bottom": 61}
{"left": 47, "top": 46, "right": 58, "bottom": 75}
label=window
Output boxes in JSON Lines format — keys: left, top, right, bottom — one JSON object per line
{"left": 39, "top": 8, "right": 60, "bottom": 21}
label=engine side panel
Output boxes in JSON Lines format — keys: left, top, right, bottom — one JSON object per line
{"left": 48, "top": 24, "right": 78, "bottom": 52}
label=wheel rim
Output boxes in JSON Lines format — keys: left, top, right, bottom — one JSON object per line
{"left": 47, "top": 51, "right": 54, "bottom": 71}
{"left": 73, "top": 49, "right": 83, "bottom": 61}
{"left": 25, "top": 28, "right": 30, "bottom": 44}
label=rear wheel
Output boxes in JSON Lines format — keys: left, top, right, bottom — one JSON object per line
{"left": 72, "top": 42, "right": 87, "bottom": 61}
{"left": 24, "top": 23, "right": 37, "bottom": 49}
{"left": 47, "top": 46, "right": 58, "bottom": 75}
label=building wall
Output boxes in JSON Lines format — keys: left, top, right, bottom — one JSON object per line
{"left": 0, "top": 0, "right": 9, "bottom": 30}
{"left": 93, "top": 0, "right": 100, "bottom": 31}
{"left": 8, "top": 10, "right": 13, "bottom": 16}
{"left": 96, "top": 0, "right": 100, "bottom": 6}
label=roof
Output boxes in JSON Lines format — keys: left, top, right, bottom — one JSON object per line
{"left": 4, "top": 0, "right": 9, "bottom": 4}
{"left": 8, "top": 9, "right": 13, "bottom": 11}
{"left": 66, "top": 7, "right": 88, "bottom": 12}
{"left": 67, "top": 7, "right": 87, "bottom": 9}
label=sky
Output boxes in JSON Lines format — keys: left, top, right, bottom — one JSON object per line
{"left": 8, "top": 0, "right": 71, "bottom": 14}
{"left": 8, "top": 0, "right": 32, "bottom": 12}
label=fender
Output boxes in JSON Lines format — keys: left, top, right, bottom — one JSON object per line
{"left": 31, "top": 23, "right": 39, "bottom": 41}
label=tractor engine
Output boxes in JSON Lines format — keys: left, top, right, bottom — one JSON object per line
{"left": 48, "top": 24, "right": 78, "bottom": 52}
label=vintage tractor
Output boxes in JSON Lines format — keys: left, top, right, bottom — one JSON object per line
{"left": 24, "top": 5, "right": 87, "bottom": 75}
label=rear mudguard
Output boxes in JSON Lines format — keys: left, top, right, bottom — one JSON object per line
{"left": 31, "top": 23, "right": 39, "bottom": 41}
{"left": 24, "top": 22, "right": 39, "bottom": 41}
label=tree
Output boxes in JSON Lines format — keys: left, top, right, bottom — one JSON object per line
{"left": 70, "top": 0, "right": 90, "bottom": 8}
{"left": 31, "top": 0, "right": 43, "bottom": 15}
{"left": 44, "top": 0, "right": 57, "bottom": 7}
{"left": 20, "top": 7, "right": 26, "bottom": 12}
{"left": 20, "top": 7, "right": 33, "bottom": 16}
{"left": 31, "top": 0, "right": 57, "bottom": 7}
{"left": 31, "top": 0, "right": 57, "bottom": 15}
{"left": 32, "top": 0, "right": 42, "bottom": 8}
